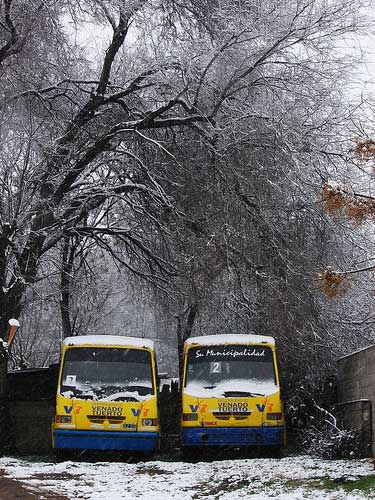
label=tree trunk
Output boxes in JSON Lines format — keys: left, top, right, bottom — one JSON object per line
{"left": 176, "top": 302, "right": 198, "bottom": 383}
{"left": 0, "top": 337, "right": 9, "bottom": 452}
{"left": 60, "top": 236, "right": 76, "bottom": 338}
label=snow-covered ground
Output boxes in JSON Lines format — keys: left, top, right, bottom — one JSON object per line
{"left": 0, "top": 454, "right": 374, "bottom": 499}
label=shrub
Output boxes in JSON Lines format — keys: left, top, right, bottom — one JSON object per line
{"left": 301, "top": 424, "right": 362, "bottom": 459}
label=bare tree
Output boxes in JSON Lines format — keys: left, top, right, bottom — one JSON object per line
{"left": 0, "top": 0, "right": 369, "bottom": 367}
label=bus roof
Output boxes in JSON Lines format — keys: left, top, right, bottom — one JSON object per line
{"left": 62, "top": 335, "right": 155, "bottom": 350}
{"left": 185, "top": 334, "right": 275, "bottom": 347}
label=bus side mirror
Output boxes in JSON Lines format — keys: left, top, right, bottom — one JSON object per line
{"left": 157, "top": 373, "right": 169, "bottom": 390}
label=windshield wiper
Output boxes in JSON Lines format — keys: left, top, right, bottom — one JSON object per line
{"left": 125, "top": 384, "right": 153, "bottom": 396}
{"left": 223, "top": 391, "right": 265, "bottom": 398}
{"left": 61, "top": 385, "right": 87, "bottom": 395}
{"left": 60, "top": 385, "right": 95, "bottom": 400}
{"left": 106, "top": 394, "right": 139, "bottom": 402}
{"left": 92, "top": 385, "right": 142, "bottom": 401}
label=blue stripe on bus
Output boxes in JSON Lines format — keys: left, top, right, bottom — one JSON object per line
{"left": 54, "top": 430, "right": 159, "bottom": 451}
{"left": 181, "top": 426, "right": 284, "bottom": 446}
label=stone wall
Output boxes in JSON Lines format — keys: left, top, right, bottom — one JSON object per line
{"left": 9, "top": 400, "right": 55, "bottom": 454}
{"left": 4, "top": 365, "right": 59, "bottom": 455}
{"left": 337, "top": 345, "right": 375, "bottom": 456}
{"left": 335, "top": 400, "right": 372, "bottom": 457}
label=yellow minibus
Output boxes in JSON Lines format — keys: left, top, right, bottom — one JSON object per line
{"left": 181, "top": 334, "right": 285, "bottom": 451}
{"left": 52, "top": 335, "right": 159, "bottom": 452}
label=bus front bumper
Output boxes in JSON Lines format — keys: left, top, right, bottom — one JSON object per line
{"left": 181, "top": 426, "right": 284, "bottom": 447}
{"left": 53, "top": 429, "right": 159, "bottom": 452}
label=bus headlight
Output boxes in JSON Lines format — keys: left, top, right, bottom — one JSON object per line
{"left": 142, "top": 418, "right": 158, "bottom": 426}
{"left": 55, "top": 415, "right": 72, "bottom": 423}
{"left": 267, "top": 413, "right": 282, "bottom": 421}
{"left": 182, "top": 413, "right": 198, "bottom": 421}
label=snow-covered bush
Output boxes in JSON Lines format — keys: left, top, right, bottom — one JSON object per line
{"left": 285, "top": 372, "right": 336, "bottom": 444}
{"left": 285, "top": 373, "right": 363, "bottom": 459}
{"left": 301, "top": 424, "right": 362, "bottom": 459}
{"left": 293, "top": 401, "right": 363, "bottom": 459}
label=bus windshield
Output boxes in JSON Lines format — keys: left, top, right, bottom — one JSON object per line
{"left": 185, "top": 344, "right": 277, "bottom": 398}
{"left": 60, "top": 347, "right": 154, "bottom": 402}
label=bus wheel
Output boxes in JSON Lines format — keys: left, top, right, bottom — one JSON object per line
{"left": 267, "top": 446, "right": 283, "bottom": 459}
{"left": 182, "top": 446, "right": 200, "bottom": 462}
{"left": 53, "top": 449, "right": 70, "bottom": 462}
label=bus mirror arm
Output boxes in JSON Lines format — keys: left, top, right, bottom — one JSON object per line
{"left": 157, "top": 373, "right": 169, "bottom": 392}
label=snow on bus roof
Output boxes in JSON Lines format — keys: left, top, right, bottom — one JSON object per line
{"left": 62, "top": 335, "right": 154, "bottom": 350}
{"left": 185, "top": 334, "right": 275, "bottom": 347}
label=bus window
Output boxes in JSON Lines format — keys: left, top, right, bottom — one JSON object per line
{"left": 185, "top": 344, "right": 277, "bottom": 397}
{"left": 60, "top": 347, "right": 154, "bottom": 401}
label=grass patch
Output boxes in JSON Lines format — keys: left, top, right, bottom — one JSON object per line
{"left": 136, "top": 465, "right": 174, "bottom": 476}
{"left": 337, "top": 474, "right": 375, "bottom": 493}
{"left": 31, "top": 472, "right": 82, "bottom": 480}
{"left": 193, "top": 474, "right": 375, "bottom": 498}
{"left": 192, "top": 476, "right": 261, "bottom": 498}
{"left": 282, "top": 475, "right": 375, "bottom": 495}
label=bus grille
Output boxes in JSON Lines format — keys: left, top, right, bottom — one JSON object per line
{"left": 212, "top": 412, "right": 252, "bottom": 421}
{"left": 87, "top": 415, "right": 126, "bottom": 424}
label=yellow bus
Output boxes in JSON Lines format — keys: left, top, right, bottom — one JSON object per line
{"left": 52, "top": 335, "right": 159, "bottom": 453}
{"left": 181, "top": 334, "right": 285, "bottom": 451}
